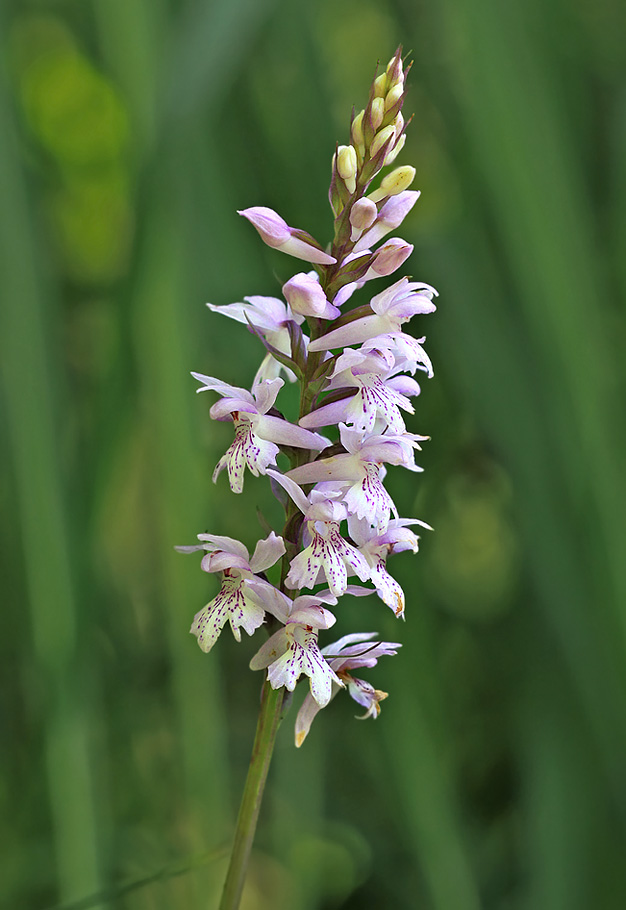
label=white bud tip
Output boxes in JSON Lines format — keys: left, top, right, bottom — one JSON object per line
{"left": 370, "top": 124, "right": 396, "bottom": 158}
{"left": 371, "top": 97, "right": 385, "bottom": 131}
{"left": 373, "top": 73, "right": 387, "bottom": 98}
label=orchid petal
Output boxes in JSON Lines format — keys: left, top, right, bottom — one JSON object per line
{"left": 353, "top": 191, "right": 420, "bottom": 252}
{"left": 283, "top": 272, "right": 340, "bottom": 320}
{"left": 287, "top": 454, "right": 359, "bottom": 485}
{"left": 191, "top": 373, "right": 254, "bottom": 402}
{"left": 214, "top": 423, "right": 279, "bottom": 493}
{"left": 307, "top": 314, "right": 387, "bottom": 352}
{"left": 298, "top": 396, "right": 355, "bottom": 430}
{"left": 200, "top": 551, "right": 250, "bottom": 574}
{"left": 245, "top": 579, "right": 292, "bottom": 623}
{"left": 295, "top": 693, "right": 326, "bottom": 747}
{"left": 347, "top": 677, "right": 388, "bottom": 717}
{"left": 239, "top": 207, "right": 336, "bottom": 265}
{"left": 280, "top": 237, "right": 337, "bottom": 265}
{"left": 288, "top": 604, "right": 337, "bottom": 629}
{"left": 191, "top": 577, "right": 265, "bottom": 652}
{"left": 251, "top": 377, "right": 284, "bottom": 414}
{"left": 386, "top": 375, "right": 422, "bottom": 398}
{"left": 190, "top": 598, "right": 230, "bottom": 653}
{"left": 249, "top": 628, "right": 288, "bottom": 670}
{"left": 322, "top": 632, "right": 378, "bottom": 655}
{"left": 207, "top": 295, "right": 291, "bottom": 332}
{"left": 256, "top": 415, "right": 329, "bottom": 450}
{"left": 209, "top": 398, "right": 259, "bottom": 420}
{"left": 254, "top": 352, "right": 294, "bottom": 385}
{"left": 292, "top": 591, "right": 339, "bottom": 609}
{"left": 178, "top": 533, "right": 250, "bottom": 561}
{"left": 266, "top": 469, "right": 311, "bottom": 514}
{"left": 248, "top": 532, "right": 286, "bottom": 574}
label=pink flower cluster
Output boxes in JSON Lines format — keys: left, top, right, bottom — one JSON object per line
{"left": 179, "top": 49, "right": 436, "bottom": 746}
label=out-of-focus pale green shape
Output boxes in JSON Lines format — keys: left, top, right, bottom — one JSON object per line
{"left": 13, "top": 22, "right": 128, "bottom": 165}
{"left": 427, "top": 464, "right": 520, "bottom": 621}
{"left": 10, "top": 17, "right": 132, "bottom": 282}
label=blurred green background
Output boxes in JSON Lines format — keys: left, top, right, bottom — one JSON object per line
{"left": 2, "top": 0, "right": 626, "bottom": 908}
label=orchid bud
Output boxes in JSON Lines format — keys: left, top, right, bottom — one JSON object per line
{"left": 369, "top": 238, "right": 414, "bottom": 276}
{"left": 386, "top": 49, "right": 404, "bottom": 90}
{"left": 384, "top": 133, "right": 406, "bottom": 166}
{"left": 373, "top": 73, "right": 387, "bottom": 98}
{"left": 378, "top": 190, "right": 420, "bottom": 228}
{"left": 381, "top": 164, "right": 415, "bottom": 195}
{"left": 239, "top": 206, "right": 336, "bottom": 265}
{"left": 337, "top": 144, "right": 358, "bottom": 194}
{"left": 351, "top": 110, "right": 365, "bottom": 155}
{"left": 370, "top": 97, "right": 385, "bottom": 132}
{"left": 367, "top": 165, "right": 416, "bottom": 203}
{"left": 370, "top": 124, "right": 396, "bottom": 158}
{"left": 283, "top": 272, "right": 341, "bottom": 320}
{"left": 239, "top": 205, "right": 290, "bottom": 247}
{"left": 385, "top": 83, "right": 404, "bottom": 111}
{"left": 353, "top": 190, "right": 420, "bottom": 252}
{"left": 349, "top": 198, "right": 378, "bottom": 231}
{"left": 349, "top": 196, "right": 378, "bottom": 241}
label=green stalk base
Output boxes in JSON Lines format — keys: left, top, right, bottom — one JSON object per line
{"left": 219, "top": 681, "right": 285, "bottom": 910}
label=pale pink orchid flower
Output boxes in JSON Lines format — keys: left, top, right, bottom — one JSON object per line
{"left": 308, "top": 277, "right": 437, "bottom": 352}
{"left": 239, "top": 206, "right": 336, "bottom": 265}
{"left": 191, "top": 375, "right": 328, "bottom": 493}
{"left": 247, "top": 580, "right": 342, "bottom": 706}
{"left": 175, "top": 532, "right": 285, "bottom": 652}
{"left": 361, "top": 332, "right": 434, "bottom": 378}
{"left": 266, "top": 470, "right": 371, "bottom": 595}
{"left": 294, "top": 632, "right": 401, "bottom": 746}
{"left": 348, "top": 515, "right": 432, "bottom": 616}
{"left": 331, "top": 239, "right": 414, "bottom": 307}
{"left": 286, "top": 424, "right": 427, "bottom": 529}
{"left": 299, "top": 347, "right": 419, "bottom": 436}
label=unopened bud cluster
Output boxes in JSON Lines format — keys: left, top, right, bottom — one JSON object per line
{"left": 179, "top": 47, "right": 436, "bottom": 747}
{"left": 329, "top": 50, "right": 412, "bottom": 232}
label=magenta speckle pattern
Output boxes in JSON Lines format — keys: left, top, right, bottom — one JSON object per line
{"left": 286, "top": 520, "right": 370, "bottom": 595}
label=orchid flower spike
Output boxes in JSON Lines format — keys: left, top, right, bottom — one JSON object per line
{"left": 179, "top": 46, "right": 439, "bottom": 843}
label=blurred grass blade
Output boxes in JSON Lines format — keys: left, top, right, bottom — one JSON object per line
{"left": 436, "top": 0, "right": 626, "bottom": 806}
{"left": 385, "top": 613, "right": 483, "bottom": 910}
{"left": 130, "top": 181, "right": 232, "bottom": 854}
{"left": 161, "top": 0, "right": 279, "bottom": 130}
{"left": 0, "top": 45, "right": 102, "bottom": 904}
{"left": 44, "top": 844, "right": 228, "bottom": 910}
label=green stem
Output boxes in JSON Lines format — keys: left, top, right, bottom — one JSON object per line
{"left": 219, "top": 681, "right": 285, "bottom": 910}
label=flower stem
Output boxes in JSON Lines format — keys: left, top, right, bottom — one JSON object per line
{"left": 219, "top": 680, "right": 285, "bottom": 910}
